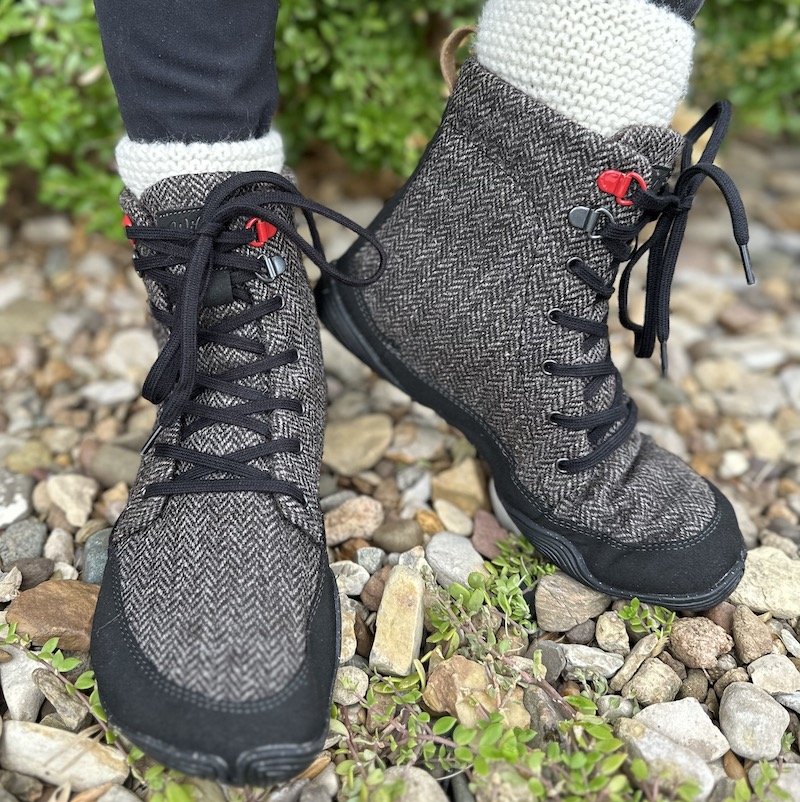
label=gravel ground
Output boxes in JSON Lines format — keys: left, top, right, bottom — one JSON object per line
{"left": 0, "top": 136, "right": 799, "bottom": 801}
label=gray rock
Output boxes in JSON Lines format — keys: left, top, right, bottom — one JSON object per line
{"left": 0, "top": 720, "right": 128, "bottom": 791}
{"left": 425, "top": 533, "right": 486, "bottom": 588}
{"left": 622, "top": 658, "right": 681, "bottom": 706}
{"left": 780, "top": 627, "right": 800, "bottom": 658}
{"left": 97, "top": 788, "right": 142, "bottom": 802}
{"left": 719, "top": 682, "right": 790, "bottom": 760}
{"left": 372, "top": 519, "right": 424, "bottom": 553}
{"left": 0, "top": 519, "right": 47, "bottom": 565}
{"left": 319, "top": 489, "right": 357, "bottom": 514}
{"left": 322, "top": 414, "right": 393, "bottom": 477}
{"left": 332, "top": 666, "right": 369, "bottom": 706}
{"left": 488, "top": 479, "right": 521, "bottom": 535}
{"left": 597, "top": 694, "right": 635, "bottom": 722}
{"left": 610, "top": 633, "right": 660, "bottom": 692}
{"left": 0, "top": 567, "right": 21, "bottom": 603}
{"left": 775, "top": 691, "right": 800, "bottom": 715}
{"left": 595, "top": 611, "right": 631, "bottom": 656}
{"left": 0, "top": 648, "right": 44, "bottom": 721}
{"left": 522, "top": 684, "right": 569, "bottom": 747}
{"left": 382, "top": 766, "right": 448, "bottom": 802}
{"left": 533, "top": 572, "right": 610, "bottom": 632}
{"left": 32, "top": 669, "right": 89, "bottom": 731}
{"left": 87, "top": 444, "right": 141, "bottom": 488}
{"left": 355, "top": 546, "right": 384, "bottom": 575}
{"left": 0, "top": 471, "right": 33, "bottom": 528}
{"left": 616, "top": 718, "right": 715, "bottom": 801}
{"left": 748, "top": 653, "right": 800, "bottom": 694}
{"left": 634, "top": 697, "right": 730, "bottom": 761}
{"left": 729, "top": 547, "right": 800, "bottom": 618}
{"left": 558, "top": 644, "right": 624, "bottom": 680}
{"left": 565, "top": 619, "right": 595, "bottom": 645}
{"left": 330, "top": 561, "right": 371, "bottom": 597}
{"left": 81, "top": 528, "right": 111, "bottom": 584}
{"left": 679, "top": 668, "right": 710, "bottom": 701}
{"left": 526, "top": 640, "right": 566, "bottom": 685}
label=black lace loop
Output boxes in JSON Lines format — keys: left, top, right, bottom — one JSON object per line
{"left": 549, "top": 102, "right": 753, "bottom": 474}
{"left": 127, "top": 171, "right": 386, "bottom": 502}
{"left": 606, "top": 101, "right": 754, "bottom": 374}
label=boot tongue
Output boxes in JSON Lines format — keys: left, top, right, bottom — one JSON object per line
{"left": 136, "top": 172, "right": 235, "bottom": 223}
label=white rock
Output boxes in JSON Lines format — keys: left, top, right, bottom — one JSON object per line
{"left": 102, "top": 329, "right": 157, "bottom": 383}
{"left": 339, "top": 597, "right": 358, "bottom": 664}
{"left": 433, "top": 499, "right": 473, "bottom": 536}
{"left": 0, "top": 567, "right": 22, "bottom": 603}
{"left": 333, "top": 666, "right": 369, "bottom": 706}
{"left": 0, "top": 648, "right": 44, "bottom": 722}
{"left": 330, "top": 561, "right": 371, "bottom": 597}
{"left": 383, "top": 766, "right": 448, "bottom": 802}
{"left": 43, "top": 528, "right": 74, "bottom": 564}
{"left": 425, "top": 533, "right": 486, "bottom": 588}
{"left": 534, "top": 572, "right": 611, "bottom": 632}
{"left": 46, "top": 474, "right": 99, "bottom": 528}
{"left": 0, "top": 720, "right": 128, "bottom": 791}
{"left": 0, "top": 470, "right": 33, "bottom": 528}
{"left": 80, "top": 379, "right": 138, "bottom": 406}
{"left": 719, "top": 682, "right": 789, "bottom": 761}
{"left": 729, "top": 547, "right": 800, "bottom": 618}
{"left": 747, "top": 653, "right": 800, "bottom": 694}
{"left": 634, "top": 698, "right": 730, "bottom": 761}
{"left": 489, "top": 479, "right": 521, "bottom": 535}
{"left": 558, "top": 644, "right": 624, "bottom": 679}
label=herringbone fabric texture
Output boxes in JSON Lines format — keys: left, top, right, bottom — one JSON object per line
{"left": 112, "top": 172, "right": 327, "bottom": 702}
{"left": 347, "top": 59, "right": 716, "bottom": 546}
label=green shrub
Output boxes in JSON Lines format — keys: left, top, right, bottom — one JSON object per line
{"left": 0, "top": 0, "right": 797, "bottom": 233}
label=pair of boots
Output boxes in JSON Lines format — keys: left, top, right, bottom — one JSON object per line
{"left": 91, "top": 53, "right": 752, "bottom": 785}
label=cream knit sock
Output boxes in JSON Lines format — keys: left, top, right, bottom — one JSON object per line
{"left": 475, "top": 0, "right": 695, "bottom": 137}
{"left": 115, "top": 130, "right": 285, "bottom": 197}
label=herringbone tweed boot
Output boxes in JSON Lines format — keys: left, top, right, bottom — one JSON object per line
{"left": 317, "top": 59, "right": 754, "bottom": 610}
{"left": 91, "top": 171, "right": 382, "bottom": 784}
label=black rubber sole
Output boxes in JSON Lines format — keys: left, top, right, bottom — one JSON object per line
{"left": 98, "top": 579, "right": 341, "bottom": 788}
{"left": 316, "top": 276, "right": 746, "bottom": 611}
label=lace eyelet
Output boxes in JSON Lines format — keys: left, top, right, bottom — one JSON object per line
{"left": 567, "top": 256, "right": 584, "bottom": 271}
{"left": 548, "top": 411, "right": 563, "bottom": 424}
{"left": 290, "top": 348, "right": 300, "bottom": 363}
{"left": 297, "top": 402, "right": 305, "bottom": 416}
{"left": 555, "top": 458, "right": 570, "bottom": 474}
{"left": 547, "top": 308, "right": 563, "bottom": 324}
{"left": 542, "top": 360, "right": 557, "bottom": 376}
{"left": 275, "top": 295, "right": 285, "bottom": 311}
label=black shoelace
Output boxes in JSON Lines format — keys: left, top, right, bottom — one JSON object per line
{"left": 126, "top": 171, "right": 385, "bottom": 503}
{"left": 551, "top": 101, "right": 753, "bottom": 475}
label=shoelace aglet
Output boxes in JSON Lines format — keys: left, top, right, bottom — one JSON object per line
{"left": 141, "top": 424, "right": 164, "bottom": 456}
{"left": 660, "top": 341, "right": 669, "bottom": 377}
{"left": 739, "top": 244, "right": 756, "bottom": 286}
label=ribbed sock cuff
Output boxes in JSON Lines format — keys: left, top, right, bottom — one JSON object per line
{"left": 116, "top": 130, "right": 285, "bottom": 197}
{"left": 475, "top": 0, "right": 695, "bottom": 137}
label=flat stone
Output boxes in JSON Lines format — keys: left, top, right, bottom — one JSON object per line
{"left": 732, "top": 605, "right": 774, "bottom": 664}
{"left": 714, "top": 667, "right": 749, "bottom": 697}
{"left": 719, "top": 682, "right": 790, "bottom": 761}
{"left": 6, "top": 580, "right": 99, "bottom": 652}
{"left": 332, "top": 665, "right": 369, "bottom": 706}
{"left": 324, "top": 496, "right": 384, "bottom": 547}
{"left": 425, "top": 533, "right": 486, "bottom": 588}
{"left": 595, "top": 612, "right": 631, "bottom": 656}
{"left": 780, "top": 628, "right": 800, "bottom": 658}
{"left": 433, "top": 499, "right": 473, "bottom": 536}
{"left": 88, "top": 444, "right": 141, "bottom": 488}
{"left": 558, "top": 644, "right": 624, "bottom": 680}
{"left": 80, "top": 379, "right": 137, "bottom": 406}
{"left": 729, "top": 547, "right": 800, "bottom": 618}
{"left": 609, "top": 633, "right": 660, "bottom": 692}
{"left": 775, "top": 691, "right": 800, "bottom": 715}
{"left": 388, "top": 422, "right": 448, "bottom": 463}
{"left": 81, "top": 527, "right": 111, "bottom": 584}
{"left": 371, "top": 519, "right": 424, "bottom": 553}
{"left": 8, "top": 558, "right": 54, "bottom": 591}
{"left": 354, "top": 546, "right": 384, "bottom": 575}
{"left": 322, "top": 414, "right": 393, "bottom": 477}
{"left": 330, "top": 561, "right": 370, "bottom": 597}
{"left": 534, "top": 572, "right": 610, "bottom": 632}
{"left": 383, "top": 766, "right": 448, "bottom": 802}
{"left": 46, "top": 475, "right": 99, "bottom": 528}
{"left": 748, "top": 653, "right": 800, "bottom": 694}
{"left": 0, "top": 720, "right": 128, "bottom": 791}
{"left": 32, "top": 669, "right": 89, "bottom": 731}
{"left": 565, "top": 619, "right": 595, "bottom": 645}
{"left": 470, "top": 510, "right": 507, "bottom": 559}
{"left": 615, "top": 718, "right": 715, "bottom": 801}
{"left": 669, "top": 617, "right": 734, "bottom": 669}
{"left": 0, "top": 471, "right": 33, "bottom": 528}
{"left": 634, "top": 697, "right": 729, "bottom": 761}
{"left": 622, "top": 658, "right": 681, "bottom": 707}
{"left": 0, "top": 647, "right": 44, "bottom": 722}
{"left": 369, "top": 566, "right": 424, "bottom": 676}
{"left": 0, "top": 519, "right": 47, "bottom": 564}
{"left": 431, "top": 458, "right": 489, "bottom": 516}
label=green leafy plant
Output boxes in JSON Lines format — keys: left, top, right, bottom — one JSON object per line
{"left": 617, "top": 597, "right": 676, "bottom": 639}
